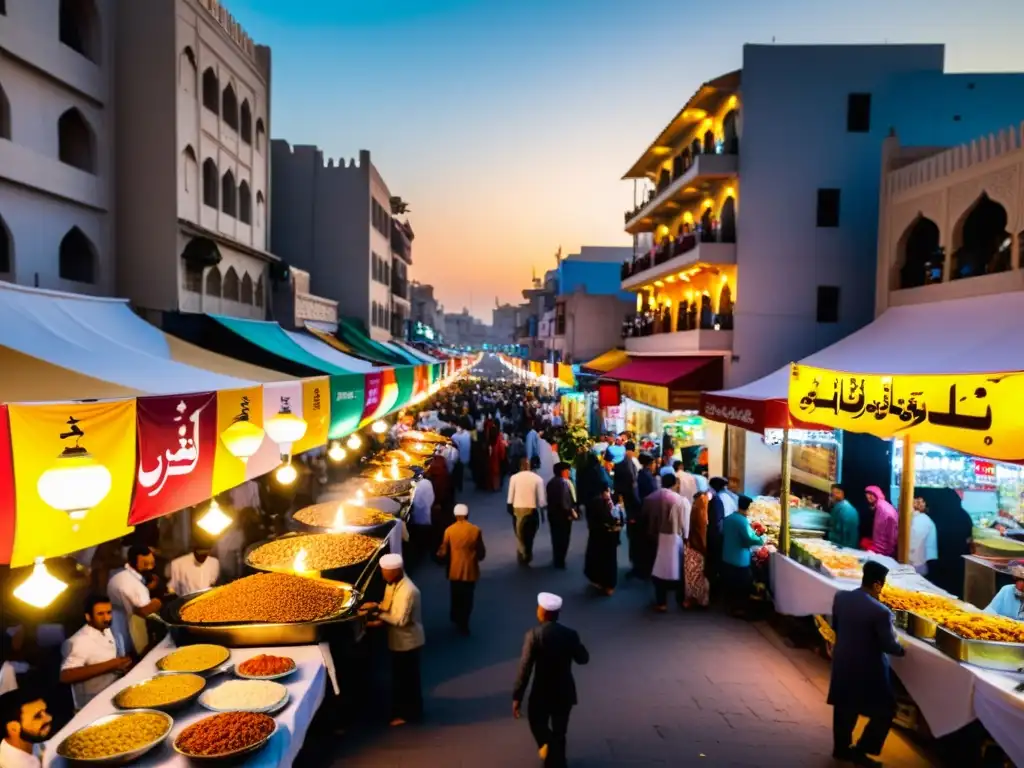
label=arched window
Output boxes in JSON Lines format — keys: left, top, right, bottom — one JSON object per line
{"left": 205, "top": 266, "right": 221, "bottom": 296}
{"left": 58, "top": 226, "right": 95, "bottom": 284}
{"left": 0, "top": 213, "right": 11, "bottom": 274}
{"left": 222, "top": 83, "right": 238, "bottom": 131}
{"left": 241, "top": 272, "right": 254, "bottom": 304}
{"left": 179, "top": 47, "right": 196, "bottom": 91}
{"left": 0, "top": 81, "right": 10, "bottom": 140}
{"left": 951, "top": 193, "right": 1011, "bottom": 280}
{"left": 700, "top": 205, "right": 713, "bottom": 241}
{"left": 723, "top": 110, "right": 739, "bottom": 154}
{"left": 720, "top": 196, "right": 737, "bottom": 243}
{"left": 202, "top": 68, "right": 219, "bottom": 113}
{"left": 57, "top": 108, "right": 95, "bottom": 173}
{"left": 182, "top": 146, "right": 198, "bottom": 192}
{"left": 59, "top": 0, "right": 100, "bottom": 64}
{"left": 240, "top": 100, "right": 252, "bottom": 144}
{"left": 254, "top": 275, "right": 264, "bottom": 307}
{"left": 221, "top": 170, "right": 236, "bottom": 216}
{"left": 202, "top": 159, "right": 218, "bottom": 208}
{"left": 897, "top": 216, "right": 943, "bottom": 289}
{"left": 223, "top": 266, "right": 240, "bottom": 301}
{"left": 255, "top": 118, "right": 265, "bottom": 151}
{"left": 256, "top": 191, "right": 265, "bottom": 228}
{"left": 703, "top": 129, "right": 716, "bottom": 155}
{"left": 680, "top": 147, "right": 691, "bottom": 172}
{"left": 238, "top": 181, "right": 251, "bottom": 224}
{"left": 183, "top": 262, "right": 203, "bottom": 293}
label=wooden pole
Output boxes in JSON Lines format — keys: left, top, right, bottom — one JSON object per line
{"left": 897, "top": 433, "right": 915, "bottom": 564}
{"left": 779, "top": 428, "right": 792, "bottom": 557}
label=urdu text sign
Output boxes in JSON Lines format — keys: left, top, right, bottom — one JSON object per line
{"left": 787, "top": 364, "right": 1022, "bottom": 462}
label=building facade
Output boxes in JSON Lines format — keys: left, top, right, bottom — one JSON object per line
{"left": 558, "top": 246, "right": 633, "bottom": 300}
{"left": 491, "top": 302, "right": 518, "bottom": 345}
{"left": 551, "top": 291, "right": 634, "bottom": 363}
{"left": 115, "top": 0, "right": 274, "bottom": 321}
{"left": 443, "top": 309, "right": 491, "bottom": 348}
{"left": 271, "top": 145, "right": 410, "bottom": 342}
{"left": 620, "top": 43, "right": 1024, "bottom": 389}
{"left": 0, "top": 0, "right": 117, "bottom": 295}
{"left": 410, "top": 280, "right": 443, "bottom": 340}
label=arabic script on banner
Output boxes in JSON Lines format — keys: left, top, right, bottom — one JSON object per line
{"left": 787, "top": 364, "right": 1024, "bottom": 462}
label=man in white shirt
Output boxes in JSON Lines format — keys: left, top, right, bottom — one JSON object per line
{"left": 60, "top": 595, "right": 132, "bottom": 710}
{"left": 106, "top": 545, "right": 162, "bottom": 656}
{"left": 507, "top": 458, "right": 547, "bottom": 565}
{"left": 168, "top": 542, "right": 220, "bottom": 597}
{"left": 674, "top": 461, "right": 698, "bottom": 501}
{"left": 909, "top": 496, "right": 939, "bottom": 575}
{"left": 407, "top": 478, "right": 436, "bottom": 564}
{"left": 451, "top": 427, "right": 471, "bottom": 492}
{"left": 361, "top": 554, "right": 424, "bottom": 727}
{"left": 0, "top": 690, "right": 52, "bottom": 768}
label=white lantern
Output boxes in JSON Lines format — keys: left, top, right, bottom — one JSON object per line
{"left": 13, "top": 558, "right": 68, "bottom": 609}
{"left": 276, "top": 462, "right": 298, "bottom": 485}
{"left": 196, "top": 500, "right": 233, "bottom": 537}
{"left": 37, "top": 447, "right": 112, "bottom": 520}
{"left": 220, "top": 419, "right": 265, "bottom": 462}
{"left": 265, "top": 398, "right": 307, "bottom": 455}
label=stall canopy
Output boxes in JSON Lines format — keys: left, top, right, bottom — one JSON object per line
{"left": 380, "top": 340, "right": 423, "bottom": 365}
{"left": 391, "top": 340, "right": 438, "bottom": 364}
{"left": 604, "top": 356, "right": 723, "bottom": 411}
{"left": 0, "top": 283, "right": 258, "bottom": 401}
{"left": 283, "top": 329, "right": 375, "bottom": 372}
{"left": 335, "top": 318, "right": 409, "bottom": 366}
{"left": 581, "top": 348, "right": 630, "bottom": 375}
{"left": 701, "top": 291, "right": 1024, "bottom": 432}
{"left": 208, "top": 315, "right": 358, "bottom": 375}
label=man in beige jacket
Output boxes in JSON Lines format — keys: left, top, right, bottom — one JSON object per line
{"left": 437, "top": 504, "right": 487, "bottom": 635}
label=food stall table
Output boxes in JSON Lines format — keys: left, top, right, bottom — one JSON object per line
{"left": 769, "top": 551, "right": 857, "bottom": 616}
{"left": 889, "top": 634, "right": 977, "bottom": 737}
{"left": 970, "top": 668, "right": 1024, "bottom": 768}
{"left": 45, "top": 637, "right": 328, "bottom": 767}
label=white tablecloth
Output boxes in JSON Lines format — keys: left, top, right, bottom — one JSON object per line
{"left": 972, "top": 668, "right": 1024, "bottom": 768}
{"left": 44, "top": 638, "right": 327, "bottom": 767}
{"left": 769, "top": 551, "right": 859, "bottom": 616}
{"left": 889, "top": 634, "right": 977, "bottom": 737}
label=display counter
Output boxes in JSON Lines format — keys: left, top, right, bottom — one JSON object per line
{"left": 44, "top": 637, "right": 330, "bottom": 767}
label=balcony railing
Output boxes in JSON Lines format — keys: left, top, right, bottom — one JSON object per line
{"left": 391, "top": 275, "right": 409, "bottom": 299}
{"left": 621, "top": 227, "right": 735, "bottom": 280}
{"left": 621, "top": 304, "right": 734, "bottom": 339}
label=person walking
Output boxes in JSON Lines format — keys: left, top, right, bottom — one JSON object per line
{"left": 645, "top": 473, "right": 690, "bottom": 612}
{"left": 507, "top": 458, "right": 547, "bottom": 565}
{"left": 546, "top": 462, "right": 578, "bottom": 569}
{"left": 436, "top": 504, "right": 486, "bottom": 635}
{"left": 684, "top": 492, "right": 711, "bottom": 608}
{"left": 451, "top": 425, "right": 471, "bottom": 493}
{"left": 513, "top": 593, "right": 590, "bottom": 768}
{"left": 829, "top": 560, "right": 906, "bottom": 766}
{"left": 361, "top": 554, "right": 424, "bottom": 726}
{"left": 720, "top": 495, "right": 765, "bottom": 618}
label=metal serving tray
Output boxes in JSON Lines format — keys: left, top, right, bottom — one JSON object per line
{"left": 934, "top": 625, "right": 1024, "bottom": 672}
{"left": 243, "top": 531, "right": 388, "bottom": 586}
{"left": 55, "top": 709, "right": 173, "bottom": 765}
{"left": 289, "top": 501, "right": 398, "bottom": 537}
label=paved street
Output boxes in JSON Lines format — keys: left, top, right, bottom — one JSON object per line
{"left": 303, "top": 473, "right": 934, "bottom": 767}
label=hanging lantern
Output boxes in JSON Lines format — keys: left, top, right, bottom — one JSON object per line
{"left": 220, "top": 395, "right": 265, "bottom": 462}
{"left": 371, "top": 420, "right": 388, "bottom": 435}
{"left": 275, "top": 460, "right": 298, "bottom": 485}
{"left": 264, "top": 397, "right": 307, "bottom": 455}
{"left": 346, "top": 434, "right": 362, "bottom": 451}
{"left": 327, "top": 442, "right": 346, "bottom": 463}
{"left": 37, "top": 417, "right": 112, "bottom": 520}
{"left": 196, "top": 499, "right": 233, "bottom": 537}
{"left": 13, "top": 558, "right": 68, "bottom": 609}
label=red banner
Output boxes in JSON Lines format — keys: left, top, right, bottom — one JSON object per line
{"left": 699, "top": 392, "right": 823, "bottom": 433}
{"left": 597, "top": 381, "right": 621, "bottom": 409}
{"left": 0, "top": 406, "right": 14, "bottom": 565}
{"left": 130, "top": 392, "right": 218, "bottom": 525}
{"left": 361, "top": 371, "right": 383, "bottom": 421}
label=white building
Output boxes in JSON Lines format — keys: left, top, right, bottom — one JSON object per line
{"left": 114, "top": 0, "right": 274, "bottom": 321}
{"left": 0, "top": 0, "right": 116, "bottom": 295}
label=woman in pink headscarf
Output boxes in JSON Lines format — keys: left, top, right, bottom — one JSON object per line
{"left": 864, "top": 486, "right": 898, "bottom": 557}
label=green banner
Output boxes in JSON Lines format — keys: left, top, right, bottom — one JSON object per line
{"left": 392, "top": 365, "right": 415, "bottom": 413}
{"left": 329, "top": 373, "right": 366, "bottom": 439}
{"left": 430, "top": 363, "right": 440, "bottom": 384}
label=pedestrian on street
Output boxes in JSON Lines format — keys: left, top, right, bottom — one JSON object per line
{"left": 513, "top": 592, "right": 589, "bottom": 768}
{"left": 829, "top": 560, "right": 906, "bottom": 766}
{"left": 507, "top": 458, "right": 547, "bottom": 565}
{"left": 436, "top": 504, "right": 486, "bottom": 635}
{"left": 360, "top": 554, "right": 424, "bottom": 726}
{"left": 613, "top": 441, "right": 642, "bottom": 578}
{"left": 546, "top": 462, "right": 578, "bottom": 569}
{"left": 646, "top": 473, "right": 690, "bottom": 612}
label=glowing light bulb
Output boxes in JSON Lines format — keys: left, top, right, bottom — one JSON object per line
{"left": 37, "top": 448, "right": 112, "bottom": 520}
{"left": 13, "top": 558, "right": 68, "bottom": 609}
{"left": 327, "top": 442, "right": 346, "bottom": 462}
{"left": 196, "top": 500, "right": 233, "bottom": 537}
{"left": 374, "top": 469, "right": 385, "bottom": 481}
{"left": 371, "top": 420, "right": 388, "bottom": 435}
{"left": 276, "top": 462, "right": 298, "bottom": 485}
{"left": 354, "top": 490, "right": 365, "bottom": 506}
{"left": 220, "top": 420, "right": 265, "bottom": 463}
{"left": 346, "top": 434, "right": 362, "bottom": 451}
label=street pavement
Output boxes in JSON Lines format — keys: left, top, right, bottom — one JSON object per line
{"left": 302, "top": 479, "right": 934, "bottom": 767}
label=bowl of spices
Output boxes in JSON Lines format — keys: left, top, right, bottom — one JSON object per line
{"left": 173, "top": 711, "right": 277, "bottom": 760}
{"left": 245, "top": 532, "right": 383, "bottom": 583}
{"left": 56, "top": 710, "right": 172, "bottom": 764}
{"left": 236, "top": 654, "right": 297, "bottom": 680}
{"left": 156, "top": 644, "right": 231, "bottom": 675}
{"left": 112, "top": 673, "right": 206, "bottom": 711}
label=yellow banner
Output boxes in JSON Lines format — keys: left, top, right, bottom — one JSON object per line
{"left": 8, "top": 400, "right": 136, "bottom": 567}
{"left": 788, "top": 364, "right": 1020, "bottom": 461}
{"left": 621, "top": 382, "right": 670, "bottom": 412}
{"left": 212, "top": 386, "right": 272, "bottom": 495}
{"left": 294, "top": 377, "right": 329, "bottom": 454}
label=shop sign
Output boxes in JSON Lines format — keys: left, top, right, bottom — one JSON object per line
{"left": 788, "top": 364, "right": 1019, "bottom": 462}
{"left": 620, "top": 382, "right": 669, "bottom": 411}
{"left": 972, "top": 459, "right": 996, "bottom": 486}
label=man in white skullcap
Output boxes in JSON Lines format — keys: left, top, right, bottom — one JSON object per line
{"left": 513, "top": 592, "right": 589, "bottom": 767}
{"left": 436, "top": 504, "right": 486, "bottom": 635}
{"left": 360, "top": 553, "right": 424, "bottom": 726}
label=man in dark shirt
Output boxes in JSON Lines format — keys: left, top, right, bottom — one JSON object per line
{"left": 513, "top": 592, "right": 589, "bottom": 768}
{"left": 546, "top": 463, "right": 578, "bottom": 569}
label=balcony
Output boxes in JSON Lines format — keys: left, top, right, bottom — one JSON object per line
{"left": 621, "top": 230, "right": 736, "bottom": 288}
{"left": 625, "top": 150, "right": 738, "bottom": 233}
{"left": 391, "top": 274, "right": 410, "bottom": 301}
{"left": 622, "top": 311, "right": 734, "bottom": 355}
{"left": 391, "top": 220, "right": 414, "bottom": 264}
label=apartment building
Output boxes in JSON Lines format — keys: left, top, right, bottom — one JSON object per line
{"left": 271, "top": 145, "right": 411, "bottom": 343}
{"left": 114, "top": 0, "right": 274, "bottom": 321}
{"left": 0, "top": 0, "right": 116, "bottom": 295}
{"left": 410, "top": 281, "right": 444, "bottom": 340}
{"left": 620, "top": 43, "right": 1024, "bottom": 393}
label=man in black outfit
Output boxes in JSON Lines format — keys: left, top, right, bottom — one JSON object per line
{"left": 513, "top": 592, "right": 589, "bottom": 768}
{"left": 829, "top": 560, "right": 906, "bottom": 766}
{"left": 546, "top": 462, "right": 578, "bottom": 569}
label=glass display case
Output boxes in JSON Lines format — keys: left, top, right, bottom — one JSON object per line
{"left": 763, "top": 429, "right": 842, "bottom": 493}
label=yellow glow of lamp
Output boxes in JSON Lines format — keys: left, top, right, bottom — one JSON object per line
{"left": 371, "top": 420, "right": 388, "bottom": 435}
{"left": 346, "top": 434, "right": 362, "bottom": 451}
{"left": 275, "top": 461, "right": 298, "bottom": 485}
{"left": 264, "top": 398, "right": 307, "bottom": 455}
{"left": 37, "top": 446, "right": 113, "bottom": 521}
{"left": 635, "top": 293, "right": 642, "bottom": 312}
{"left": 196, "top": 500, "right": 233, "bottom": 537}
{"left": 13, "top": 558, "right": 68, "bottom": 609}
{"left": 327, "top": 442, "right": 347, "bottom": 462}
{"left": 220, "top": 419, "right": 265, "bottom": 463}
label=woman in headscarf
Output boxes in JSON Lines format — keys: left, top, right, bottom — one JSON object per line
{"left": 684, "top": 492, "right": 710, "bottom": 608}
{"left": 863, "top": 486, "right": 898, "bottom": 557}
{"left": 584, "top": 482, "right": 622, "bottom": 596}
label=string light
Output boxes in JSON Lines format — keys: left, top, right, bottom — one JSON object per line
{"left": 327, "top": 442, "right": 346, "bottom": 462}
{"left": 196, "top": 500, "right": 233, "bottom": 537}
{"left": 371, "top": 420, "right": 388, "bottom": 435}
{"left": 346, "top": 434, "right": 362, "bottom": 451}
{"left": 275, "top": 462, "right": 298, "bottom": 485}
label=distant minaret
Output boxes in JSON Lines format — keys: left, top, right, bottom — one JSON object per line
{"left": 555, "top": 246, "right": 562, "bottom": 265}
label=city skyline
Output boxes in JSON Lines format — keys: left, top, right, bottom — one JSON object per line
{"left": 229, "top": 0, "right": 1024, "bottom": 321}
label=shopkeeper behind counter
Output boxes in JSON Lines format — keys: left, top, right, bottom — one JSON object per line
{"left": 986, "top": 563, "right": 1024, "bottom": 621}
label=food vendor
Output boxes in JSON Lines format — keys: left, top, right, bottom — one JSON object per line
{"left": 827, "top": 484, "right": 860, "bottom": 549}
{"left": 0, "top": 689, "right": 52, "bottom": 768}
{"left": 908, "top": 496, "right": 938, "bottom": 576}
{"left": 167, "top": 535, "right": 220, "bottom": 597}
{"left": 985, "top": 562, "right": 1024, "bottom": 620}
{"left": 60, "top": 595, "right": 132, "bottom": 710}
{"left": 106, "top": 544, "right": 163, "bottom": 656}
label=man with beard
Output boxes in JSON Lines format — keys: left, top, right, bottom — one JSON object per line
{"left": 167, "top": 534, "right": 220, "bottom": 597}
{"left": 60, "top": 595, "right": 132, "bottom": 709}
{"left": 106, "top": 544, "right": 163, "bottom": 656}
{"left": 0, "top": 690, "right": 53, "bottom": 768}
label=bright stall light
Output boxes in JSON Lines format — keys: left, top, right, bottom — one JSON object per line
{"left": 275, "top": 462, "right": 298, "bottom": 485}
{"left": 220, "top": 419, "right": 265, "bottom": 462}
{"left": 346, "top": 434, "right": 362, "bottom": 451}
{"left": 264, "top": 401, "right": 308, "bottom": 454}
{"left": 13, "top": 558, "right": 68, "bottom": 609}
{"left": 327, "top": 442, "right": 347, "bottom": 463}
{"left": 196, "top": 500, "right": 233, "bottom": 537}
{"left": 371, "top": 420, "right": 388, "bottom": 435}
{"left": 37, "top": 447, "right": 112, "bottom": 520}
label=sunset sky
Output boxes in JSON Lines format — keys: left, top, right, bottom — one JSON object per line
{"left": 228, "top": 0, "right": 1023, "bottom": 321}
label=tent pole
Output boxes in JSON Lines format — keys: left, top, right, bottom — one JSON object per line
{"left": 897, "top": 433, "right": 915, "bottom": 564}
{"left": 779, "top": 428, "right": 792, "bottom": 556}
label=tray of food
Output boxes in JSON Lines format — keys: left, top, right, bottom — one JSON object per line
{"left": 199, "top": 679, "right": 289, "bottom": 714}
{"left": 245, "top": 531, "right": 385, "bottom": 586}
{"left": 160, "top": 572, "right": 360, "bottom": 647}
{"left": 235, "top": 654, "right": 297, "bottom": 680}
{"left": 362, "top": 471, "right": 416, "bottom": 498}
{"left": 399, "top": 430, "right": 449, "bottom": 445}
{"left": 173, "top": 711, "right": 277, "bottom": 761}
{"left": 292, "top": 501, "right": 396, "bottom": 535}
{"left": 368, "top": 449, "right": 425, "bottom": 471}
{"left": 156, "top": 644, "right": 231, "bottom": 675}
{"left": 112, "top": 672, "right": 206, "bottom": 711}
{"left": 934, "top": 615, "right": 1024, "bottom": 671}
{"left": 55, "top": 710, "right": 172, "bottom": 764}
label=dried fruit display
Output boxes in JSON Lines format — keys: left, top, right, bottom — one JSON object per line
{"left": 179, "top": 572, "right": 349, "bottom": 624}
